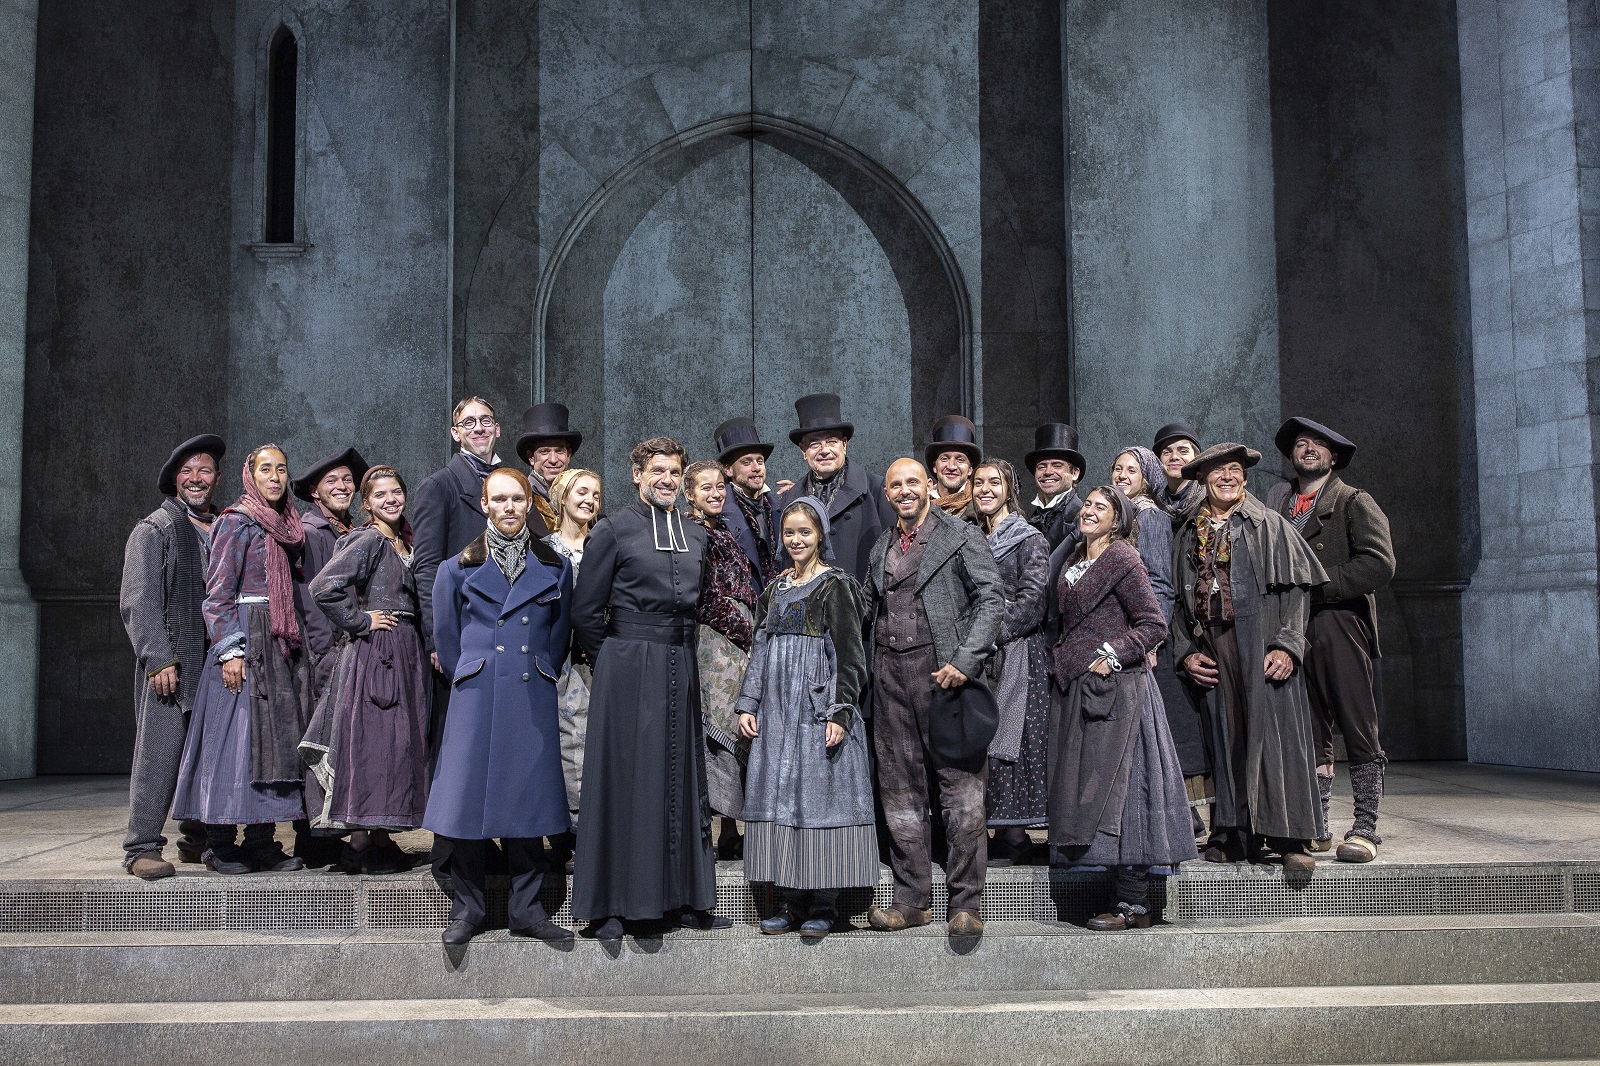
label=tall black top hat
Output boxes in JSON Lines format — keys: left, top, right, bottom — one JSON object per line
{"left": 923, "top": 415, "right": 982, "bottom": 472}
{"left": 1152, "top": 422, "right": 1201, "bottom": 455}
{"left": 1024, "top": 423, "right": 1085, "bottom": 473}
{"left": 1275, "top": 416, "right": 1356, "bottom": 470}
{"left": 158, "top": 433, "right": 227, "bottom": 497}
{"left": 292, "top": 447, "right": 370, "bottom": 503}
{"left": 714, "top": 417, "right": 774, "bottom": 464}
{"left": 516, "top": 403, "right": 583, "bottom": 462}
{"left": 789, "top": 393, "right": 855, "bottom": 446}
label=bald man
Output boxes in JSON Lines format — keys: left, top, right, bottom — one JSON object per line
{"left": 859, "top": 459, "right": 1005, "bottom": 936}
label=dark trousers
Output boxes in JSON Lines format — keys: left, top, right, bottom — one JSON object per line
{"left": 123, "top": 695, "right": 204, "bottom": 862}
{"left": 442, "top": 836, "right": 550, "bottom": 929}
{"left": 872, "top": 643, "right": 988, "bottom": 913}
{"left": 1304, "top": 606, "right": 1385, "bottom": 768}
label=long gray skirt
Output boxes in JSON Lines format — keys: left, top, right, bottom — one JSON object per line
{"left": 1047, "top": 668, "right": 1198, "bottom": 871}
{"left": 173, "top": 607, "right": 307, "bottom": 826}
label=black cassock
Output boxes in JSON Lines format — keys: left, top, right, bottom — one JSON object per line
{"left": 570, "top": 498, "right": 717, "bottom": 922}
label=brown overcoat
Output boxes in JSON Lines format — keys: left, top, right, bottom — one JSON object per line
{"left": 1263, "top": 476, "right": 1395, "bottom": 654}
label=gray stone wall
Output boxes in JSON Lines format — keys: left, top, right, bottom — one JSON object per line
{"left": 1063, "top": 0, "right": 1282, "bottom": 482}
{"left": 1268, "top": 0, "right": 1476, "bottom": 761}
{"left": 226, "top": 1, "right": 453, "bottom": 488}
{"left": 23, "top": 1, "right": 235, "bottom": 772}
{"left": 0, "top": 0, "right": 38, "bottom": 779}
{"left": 1457, "top": 0, "right": 1600, "bottom": 771}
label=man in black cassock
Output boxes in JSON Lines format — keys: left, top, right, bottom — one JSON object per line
{"left": 569, "top": 436, "right": 723, "bottom": 940}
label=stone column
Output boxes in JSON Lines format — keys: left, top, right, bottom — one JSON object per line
{"left": 1062, "top": 0, "right": 1282, "bottom": 478}
{"left": 1457, "top": 0, "right": 1600, "bottom": 771}
{"left": 0, "top": 0, "right": 39, "bottom": 780}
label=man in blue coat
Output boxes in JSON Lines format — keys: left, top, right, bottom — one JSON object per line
{"left": 426, "top": 468, "right": 573, "bottom": 946}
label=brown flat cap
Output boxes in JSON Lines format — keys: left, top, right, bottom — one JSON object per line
{"left": 1180, "top": 441, "right": 1262, "bottom": 481}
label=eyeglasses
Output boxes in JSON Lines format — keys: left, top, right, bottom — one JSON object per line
{"left": 454, "top": 416, "right": 497, "bottom": 430}
{"left": 803, "top": 436, "right": 845, "bottom": 452}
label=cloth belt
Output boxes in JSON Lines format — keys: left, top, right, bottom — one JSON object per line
{"left": 606, "top": 607, "right": 697, "bottom": 646}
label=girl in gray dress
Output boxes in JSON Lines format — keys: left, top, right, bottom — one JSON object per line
{"left": 737, "top": 498, "right": 877, "bottom": 937}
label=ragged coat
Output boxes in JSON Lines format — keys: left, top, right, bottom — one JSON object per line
{"left": 1263, "top": 476, "right": 1395, "bottom": 654}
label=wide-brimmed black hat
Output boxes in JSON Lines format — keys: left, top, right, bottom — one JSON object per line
{"left": 923, "top": 415, "right": 982, "bottom": 472}
{"left": 1024, "top": 422, "right": 1085, "bottom": 473}
{"left": 1180, "top": 442, "right": 1262, "bottom": 482}
{"left": 1152, "top": 421, "right": 1201, "bottom": 454}
{"left": 516, "top": 403, "right": 583, "bottom": 462}
{"left": 928, "top": 678, "right": 1000, "bottom": 767}
{"left": 714, "top": 417, "right": 774, "bottom": 464}
{"left": 291, "top": 448, "right": 369, "bottom": 503}
{"left": 158, "top": 433, "right": 226, "bottom": 497}
{"left": 789, "top": 393, "right": 854, "bottom": 446}
{"left": 1275, "top": 416, "right": 1356, "bottom": 470}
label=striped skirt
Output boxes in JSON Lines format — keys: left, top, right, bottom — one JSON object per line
{"left": 743, "top": 821, "right": 879, "bottom": 890}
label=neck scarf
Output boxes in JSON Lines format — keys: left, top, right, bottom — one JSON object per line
{"left": 184, "top": 501, "right": 217, "bottom": 526}
{"left": 934, "top": 480, "right": 973, "bottom": 516}
{"left": 231, "top": 463, "right": 305, "bottom": 659}
{"left": 986, "top": 510, "right": 1036, "bottom": 562}
{"left": 1292, "top": 487, "right": 1320, "bottom": 530}
{"left": 460, "top": 449, "right": 498, "bottom": 481}
{"left": 318, "top": 502, "right": 352, "bottom": 538}
{"left": 527, "top": 469, "right": 551, "bottom": 500}
{"left": 486, "top": 522, "right": 531, "bottom": 583}
{"left": 804, "top": 465, "right": 844, "bottom": 507}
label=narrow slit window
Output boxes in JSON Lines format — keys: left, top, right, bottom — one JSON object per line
{"left": 264, "top": 28, "right": 298, "bottom": 243}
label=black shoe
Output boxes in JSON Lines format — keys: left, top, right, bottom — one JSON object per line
{"left": 715, "top": 832, "right": 744, "bottom": 862}
{"left": 340, "top": 842, "right": 404, "bottom": 876}
{"left": 510, "top": 919, "right": 574, "bottom": 944}
{"left": 583, "top": 917, "right": 624, "bottom": 941}
{"left": 175, "top": 838, "right": 207, "bottom": 865}
{"left": 799, "top": 915, "right": 834, "bottom": 937}
{"left": 244, "top": 844, "right": 305, "bottom": 873}
{"left": 679, "top": 908, "right": 733, "bottom": 930}
{"left": 202, "top": 846, "right": 251, "bottom": 875}
{"left": 986, "top": 836, "right": 1024, "bottom": 868}
{"left": 442, "top": 920, "right": 480, "bottom": 945}
{"left": 760, "top": 910, "right": 801, "bottom": 935}
{"left": 293, "top": 834, "right": 346, "bottom": 869}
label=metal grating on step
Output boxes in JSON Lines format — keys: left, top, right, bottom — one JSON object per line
{"left": 83, "top": 889, "right": 226, "bottom": 931}
{"left": 1172, "top": 868, "right": 1572, "bottom": 922}
{"left": 0, "top": 891, "right": 88, "bottom": 932}
{"left": 221, "top": 886, "right": 359, "bottom": 931}
{"left": 1572, "top": 871, "right": 1600, "bottom": 912}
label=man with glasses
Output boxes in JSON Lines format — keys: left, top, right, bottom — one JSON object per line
{"left": 775, "top": 393, "right": 894, "bottom": 583}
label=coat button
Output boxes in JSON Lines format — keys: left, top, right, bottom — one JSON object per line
{"left": 522, "top": 673, "right": 530, "bottom": 681}
{"left": 521, "top": 646, "right": 529, "bottom": 653}
{"left": 498, "top": 619, "right": 504, "bottom": 627}
{"left": 1315, "top": 543, "right": 1324, "bottom": 551}
{"left": 495, "top": 645, "right": 504, "bottom": 653}
{"left": 521, "top": 616, "right": 528, "bottom": 624}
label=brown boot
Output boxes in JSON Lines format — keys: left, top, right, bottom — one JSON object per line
{"left": 947, "top": 909, "right": 984, "bottom": 936}
{"left": 868, "top": 904, "right": 932, "bottom": 931}
{"left": 1087, "top": 908, "right": 1153, "bottom": 931}
{"left": 127, "top": 853, "right": 175, "bottom": 881}
{"left": 1281, "top": 850, "right": 1317, "bottom": 875}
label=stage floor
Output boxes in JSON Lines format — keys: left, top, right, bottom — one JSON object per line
{"left": 0, "top": 760, "right": 1596, "bottom": 880}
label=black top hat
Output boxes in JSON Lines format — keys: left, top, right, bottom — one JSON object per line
{"left": 714, "top": 417, "right": 774, "bottom": 464}
{"left": 1180, "top": 442, "right": 1262, "bottom": 481}
{"left": 158, "top": 433, "right": 227, "bottom": 497}
{"left": 516, "top": 403, "right": 583, "bottom": 463}
{"left": 928, "top": 677, "right": 1000, "bottom": 766}
{"left": 789, "top": 393, "right": 855, "bottom": 446}
{"left": 1024, "top": 423, "right": 1086, "bottom": 473}
{"left": 1275, "top": 416, "right": 1356, "bottom": 470}
{"left": 1152, "top": 421, "right": 1201, "bottom": 455}
{"left": 291, "top": 448, "right": 370, "bottom": 503}
{"left": 923, "top": 415, "right": 982, "bottom": 472}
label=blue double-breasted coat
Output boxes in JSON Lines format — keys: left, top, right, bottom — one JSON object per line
{"left": 423, "top": 544, "right": 572, "bottom": 841}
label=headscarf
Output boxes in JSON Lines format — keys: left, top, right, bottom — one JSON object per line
{"left": 780, "top": 495, "right": 837, "bottom": 564}
{"left": 486, "top": 521, "right": 531, "bottom": 583}
{"left": 231, "top": 453, "right": 305, "bottom": 659}
{"left": 1115, "top": 445, "right": 1166, "bottom": 508}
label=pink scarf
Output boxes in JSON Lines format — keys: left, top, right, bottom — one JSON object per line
{"left": 228, "top": 459, "right": 305, "bottom": 659}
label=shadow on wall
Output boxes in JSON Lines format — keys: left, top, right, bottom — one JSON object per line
{"left": 537, "top": 115, "right": 972, "bottom": 487}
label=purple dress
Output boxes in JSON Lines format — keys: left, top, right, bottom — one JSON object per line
{"left": 300, "top": 527, "right": 432, "bottom": 830}
{"left": 172, "top": 512, "right": 308, "bottom": 825}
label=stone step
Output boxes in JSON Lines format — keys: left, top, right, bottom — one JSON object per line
{"left": 0, "top": 982, "right": 1594, "bottom": 1065}
{"left": 4, "top": 914, "right": 1597, "bottom": 1004}
{"left": 2, "top": 857, "right": 1596, "bottom": 934}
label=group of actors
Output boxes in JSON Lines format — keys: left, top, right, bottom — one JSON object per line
{"left": 118, "top": 389, "right": 1396, "bottom": 942}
